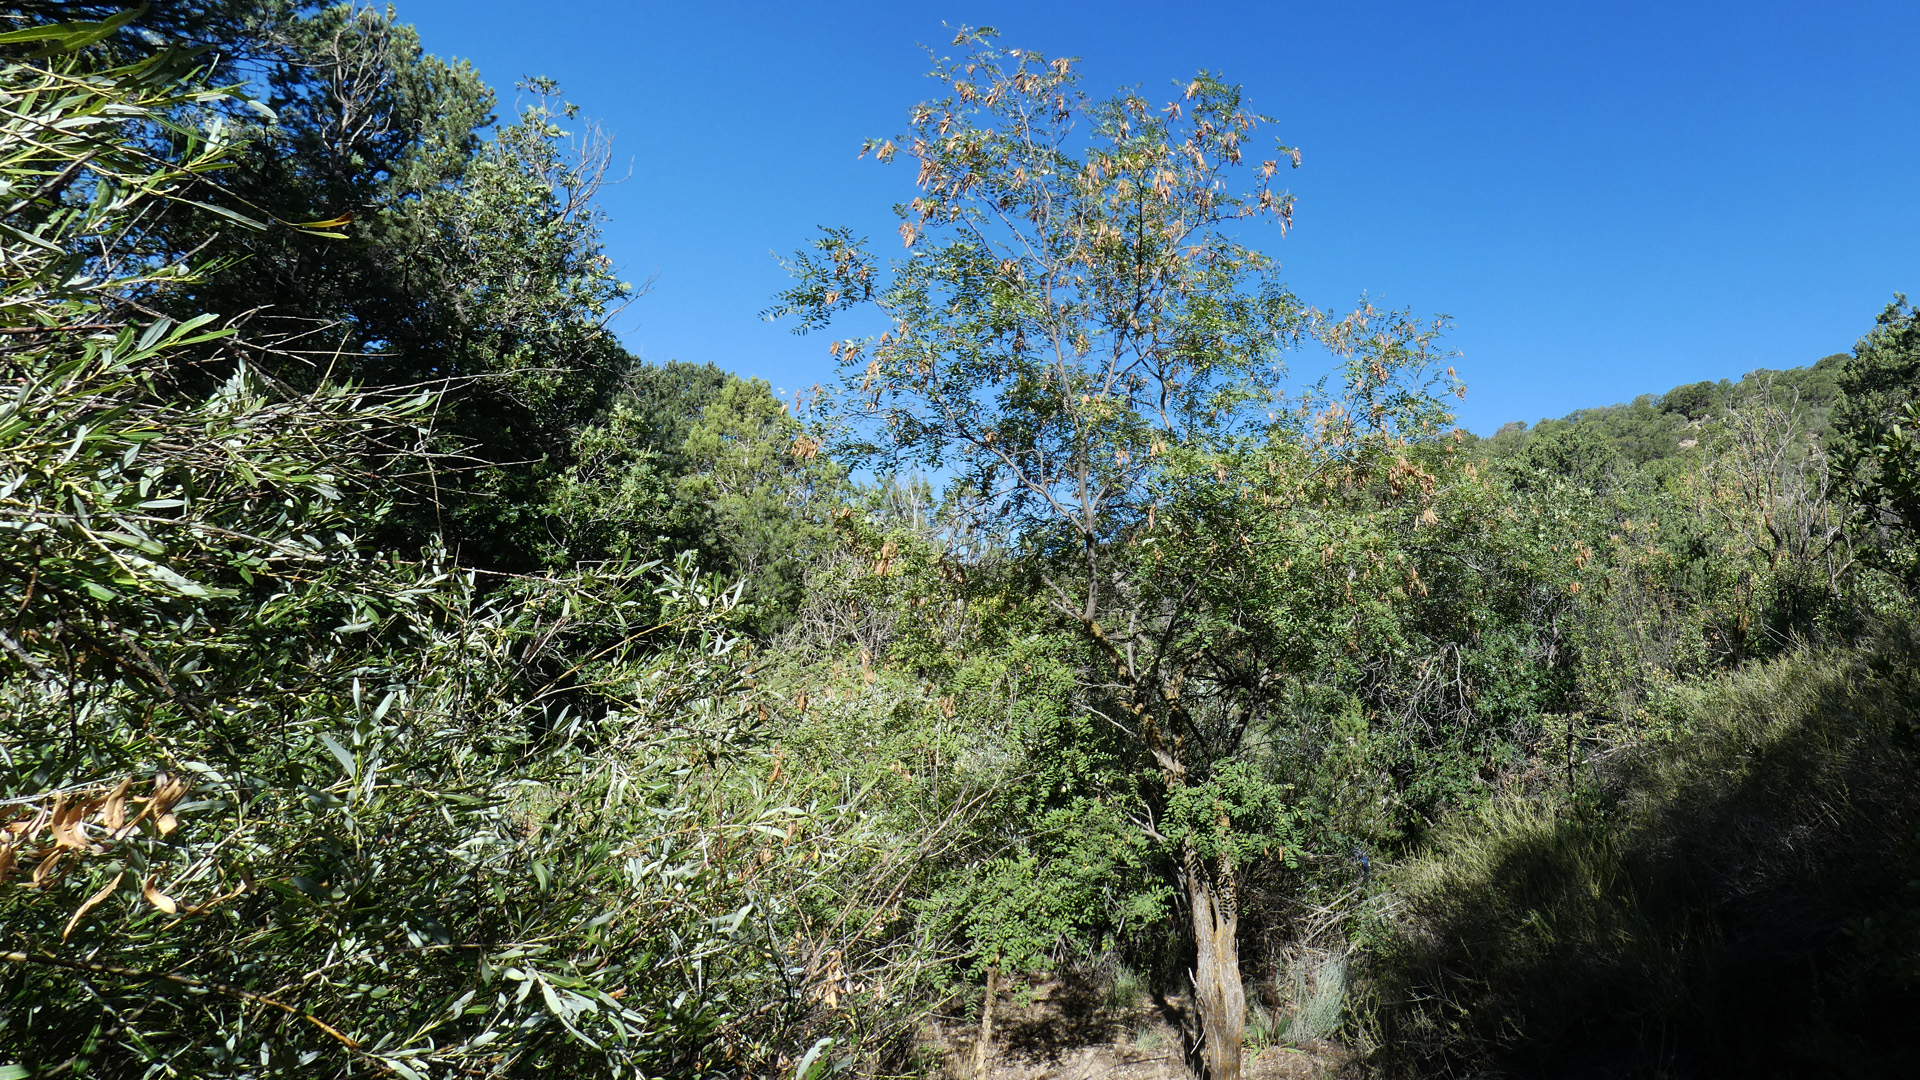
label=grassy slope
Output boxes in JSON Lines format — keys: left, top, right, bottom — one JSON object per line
{"left": 1360, "top": 621, "right": 1920, "bottom": 1078}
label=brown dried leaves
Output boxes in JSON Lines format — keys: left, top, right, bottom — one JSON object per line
{"left": 0, "top": 773, "right": 193, "bottom": 891}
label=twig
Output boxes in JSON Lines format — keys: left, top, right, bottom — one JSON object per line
{"left": 0, "top": 950, "right": 376, "bottom": 1065}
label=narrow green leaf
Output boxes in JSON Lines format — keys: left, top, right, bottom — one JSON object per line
{"left": 318, "top": 733, "right": 357, "bottom": 779}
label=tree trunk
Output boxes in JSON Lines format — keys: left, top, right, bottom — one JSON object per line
{"left": 971, "top": 961, "right": 998, "bottom": 1080}
{"left": 1078, "top": 618, "right": 1245, "bottom": 1077}
{"left": 1186, "top": 849, "right": 1245, "bottom": 1080}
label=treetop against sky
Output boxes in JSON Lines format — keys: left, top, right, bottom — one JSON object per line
{"left": 395, "top": 0, "right": 1920, "bottom": 433}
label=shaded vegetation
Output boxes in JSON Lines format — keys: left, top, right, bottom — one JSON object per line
{"left": 1364, "top": 628, "right": 1920, "bottom": 1077}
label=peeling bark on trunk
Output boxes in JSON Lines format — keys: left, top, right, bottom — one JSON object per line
{"left": 1186, "top": 849, "right": 1244, "bottom": 1080}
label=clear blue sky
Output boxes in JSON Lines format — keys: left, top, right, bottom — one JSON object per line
{"left": 393, "top": 0, "right": 1920, "bottom": 433}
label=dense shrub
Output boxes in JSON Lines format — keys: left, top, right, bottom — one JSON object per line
{"left": 1360, "top": 622, "right": 1920, "bottom": 1077}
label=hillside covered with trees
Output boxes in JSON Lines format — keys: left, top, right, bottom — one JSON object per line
{"left": 3, "top": 6, "right": 1918, "bottom": 1079}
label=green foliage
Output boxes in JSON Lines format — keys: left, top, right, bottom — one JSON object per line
{"left": 1485, "top": 355, "right": 1846, "bottom": 489}
{"left": 161, "top": 5, "right": 637, "bottom": 568}
{"left": 1359, "top": 623, "right": 1920, "bottom": 1076}
{"left": 770, "top": 14, "right": 1427, "bottom": 890}
{"left": 540, "top": 363, "right": 724, "bottom": 569}
{"left": 7, "top": 552, "right": 788, "bottom": 1076}
{"left": 544, "top": 367, "right": 845, "bottom": 630}
{"left": 1834, "top": 298, "right": 1920, "bottom": 466}
{"left": 1164, "top": 760, "right": 1302, "bottom": 868}
{"left": 0, "top": 25, "right": 916, "bottom": 1078}
{"left": 1833, "top": 297, "right": 1920, "bottom": 581}
{"left": 1863, "top": 399, "right": 1920, "bottom": 536}
{"left": 12, "top": 10, "right": 1920, "bottom": 1078}
{"left": 676, "top": 378, "right": 846, "bottom": 629}
{"left": 769, "top": 40, "right": 1585, "bottom": 1076}
{"left": 0, "top": 22, "right": 418, "bottom": 713}
{"left": 1481, "top": 351, "right": 1875, "bottom": 710}
{"left": 770, "top": 28, "right": 1305, "bottom": 523}
{"left": 1, "top": 2, "right": 284, "bottom": 65}
{"left": 0, "top": 43, "right": 261, "bottom": 317}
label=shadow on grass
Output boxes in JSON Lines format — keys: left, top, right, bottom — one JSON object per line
{"left": 1362, "top": 622, "right": 1920, "bottom": 1078}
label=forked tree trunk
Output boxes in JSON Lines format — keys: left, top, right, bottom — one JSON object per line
{"left": 1186, "top": 848, "right": 1245, "bottom": 1080}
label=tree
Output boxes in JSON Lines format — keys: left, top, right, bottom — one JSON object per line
{"left": 1834, "top": 297, "right": 1920, "bottom": 581}
{"left": 161, "top": 5, "right": 637, "bottom": 568}
{"left": 542, "top": 365, "right": 845, "bottom": 629}
{"left": 0, "top": 22, "right": 916, "bottom": 1076}
{"left": 675, "top": 377, "right": 846, "bottom": 629}
{"left": 772, "top": 30, "right": 1454, "bottom": 1077}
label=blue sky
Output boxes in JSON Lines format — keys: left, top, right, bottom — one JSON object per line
{"left": 394, "top": 0, "right": 1920, "bottom": 433}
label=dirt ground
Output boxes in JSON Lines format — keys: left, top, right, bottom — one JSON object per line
{"left": 928, "top": 974, "right": 1351, "bottom": 1080}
